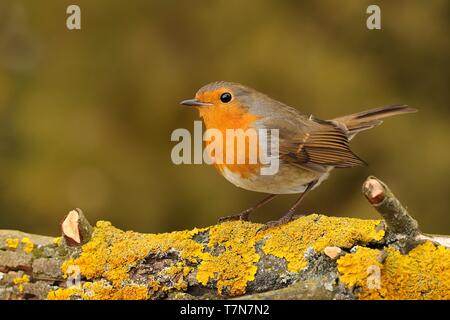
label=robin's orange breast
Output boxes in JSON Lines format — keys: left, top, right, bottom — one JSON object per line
{"left": 198, "top": 102, "right": 262, "bottom": 178}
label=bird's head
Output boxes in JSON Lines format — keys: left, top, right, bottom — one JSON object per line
{"left": 180, "top": 81, "right": 265, "bottom": 130}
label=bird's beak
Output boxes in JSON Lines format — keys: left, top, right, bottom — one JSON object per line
{"left": 180, "top": 99, "right": 213, "bottom": 107}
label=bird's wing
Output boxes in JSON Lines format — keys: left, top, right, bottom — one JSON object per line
{"left": 266, "top": 116, "right": 367, "bottom": 172}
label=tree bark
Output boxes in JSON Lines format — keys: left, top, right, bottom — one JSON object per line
{"left": 0, "top": 176, "right": 449, "bottom": 300}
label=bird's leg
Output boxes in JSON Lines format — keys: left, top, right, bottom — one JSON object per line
{"left": 258, "top": 180, "right": 318, "bottom": 232}
{"left": 218, "top": 194, "right": 277, "bottom": 223}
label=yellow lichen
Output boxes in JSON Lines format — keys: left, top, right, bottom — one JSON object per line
{"left": 193, "top": 215, "right": 383, "bottom": 295}
{"left": 262, "top": 214, "right": 384, "bottom": 272}
{"left": 148, "top": 275, "right": 162, "bottom": 292}
{"left": 164, "top": 262, "right": 190, "bottom": 277}
{"left": 47, "top": 281, "right": 149, "bottom": 300}
{"left": 47, "top": 287, "right": 79, "bottom": 300}
{"left": 52, "top": 214, "right": 450, "bottom": 300}
{"left": 13, "top": 274, "right": 30, "bottom": 285}
{"left": 5, "top": 238, "right": 19, "bottom": 250}
{"left": 196, "top": 221, "right": 260, "bottom": 296}
{"left": 336, "top": 246, "right": 382, "bottom": 288}
{"left": 49, "top": 215, "right": 386, "bottom": 299}
{"left": 144, "top": 264, "right": 190, "bottom": 295}
{"left": 53, "top": 237, "right": 62, "bottom": 246}
{"left": 337, "top": 241, "right": 450, "bottom": 299}
{"left": 21, "top": 237, "right": 34, "bottom": 253}
{"left": 53, "top": 221, "right": 209, "bottom": 299}
{"left": 5, "top": 237, "right": 35, "bottom": 253}
{"left": 61, "top": 221, "right": 111, "bottom": 281}
{"left": 162, "top": 262, "right": 191, "bottom": 291}
{"left": 81, "top": 281, "right": 149, "bottom": 300}
{"left": 13, "top": 274, "right": 30, "bottom": 293}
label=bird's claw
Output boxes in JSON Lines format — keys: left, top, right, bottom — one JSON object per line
{"left": 218, "top": 212, "right": 250, "bottom": 223}
{"left": 257, "top": 221, "right": 281, "bottom": 233}
{"left": 257, "top": 212, "right": 296, "bottom": 233}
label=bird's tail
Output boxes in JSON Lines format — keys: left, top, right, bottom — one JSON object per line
{"left": 332, "top": 104, "right": 417, "bottom": 136}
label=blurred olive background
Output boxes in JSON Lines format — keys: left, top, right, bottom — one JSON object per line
{"left": 0, "top": 0, "right": 448, "bottom": 235}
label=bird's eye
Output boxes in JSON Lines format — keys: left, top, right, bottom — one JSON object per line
{"left": 220, "top": 92, "right": 232, "bottom": 103}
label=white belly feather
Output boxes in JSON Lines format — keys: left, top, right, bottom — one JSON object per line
{"left": 221, "top": 165, "right": 331, "bottom": 194}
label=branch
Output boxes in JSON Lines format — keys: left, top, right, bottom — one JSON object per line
{"left": 363, "top": 176, "right": 450, "bottom": 251}
{"left": 1, "top": 177, "right": 449, "bottom": 300}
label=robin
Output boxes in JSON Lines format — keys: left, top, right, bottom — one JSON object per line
{"left": 180, "top": 81, "right": 417, "bottom": 231}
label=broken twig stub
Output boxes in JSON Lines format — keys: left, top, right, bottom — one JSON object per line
{"left": 363, "top": 176, "right": 449, "bottom": 252}
{"left": 61, "top": 208, "right": 92, "bottom": 247}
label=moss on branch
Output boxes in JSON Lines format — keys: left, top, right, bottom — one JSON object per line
{"left": 0, "top": 176, "right": 449, "bottom": 300}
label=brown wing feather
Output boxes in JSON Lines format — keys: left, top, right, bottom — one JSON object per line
{"left": 280, "top": 119, "right": 366, "bottom": 170}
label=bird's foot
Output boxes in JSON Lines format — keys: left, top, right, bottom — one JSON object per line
{"left": 218, "top": 211, "right": 250, "bottom": 223}
{"left": 257, "top": 211, "right": 296, "bottom": 233}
